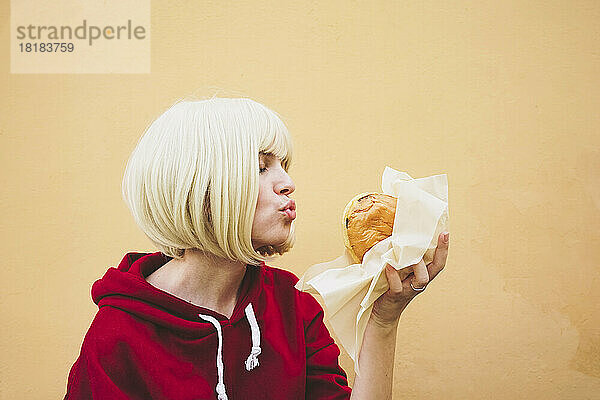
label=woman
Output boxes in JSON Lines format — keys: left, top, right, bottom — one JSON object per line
{"left": 64, "top": 97, "right": 449, "bottom": 400}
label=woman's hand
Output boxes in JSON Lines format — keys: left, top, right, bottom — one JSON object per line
{"left": 370, "top": 231, "right": 449, "bottom": 328}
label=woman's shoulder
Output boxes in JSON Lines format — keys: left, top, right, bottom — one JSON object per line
{"left": 82, "top": 305, "right": 152, "bottom": 349}
{"left": 261, "top": 262, "right": 301, "bottom": 286}
{"left": 261, "top": 263, "right": 324, "bottom": 318}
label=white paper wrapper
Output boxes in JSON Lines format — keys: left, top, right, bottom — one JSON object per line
{"left": 294, "top": 167, "right": 449, "bottom": 376}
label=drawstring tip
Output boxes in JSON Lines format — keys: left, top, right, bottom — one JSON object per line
{"left": 245, "top": 356, "right": 259, "bottom": 371}
{"left": 245, "top": 346, "right": 262, "bottom": 371}
{"left": 216, "top": 382, "right": 228, "bottom": 400}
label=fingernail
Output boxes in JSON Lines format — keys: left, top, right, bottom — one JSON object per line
{"left": 443, "top": 232, "right": 449, "bottom": 243}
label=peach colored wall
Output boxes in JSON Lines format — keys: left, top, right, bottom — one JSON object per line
{"left": 1, "top": 1, "right": 599, "bottom": 398}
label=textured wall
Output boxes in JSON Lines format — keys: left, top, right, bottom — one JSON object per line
{"left": 1, "top": 0, "right": 599, "bottom": 398}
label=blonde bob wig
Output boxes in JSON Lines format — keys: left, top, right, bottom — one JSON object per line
{"left": 122, "top": 97, "right": 295, "bottom": 266}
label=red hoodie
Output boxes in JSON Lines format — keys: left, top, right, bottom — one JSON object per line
{"left": 64, "top": 252, "right": 352, "bottom": 400}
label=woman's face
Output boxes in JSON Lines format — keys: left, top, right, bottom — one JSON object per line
{"left": 251, "top": 152, "right": 296, "bottom": 249}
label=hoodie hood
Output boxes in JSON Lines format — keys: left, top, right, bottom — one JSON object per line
{"left": 91, "top": 251, "right": 265, "bottom": 400}
{"left": 92, "top": 252, "right": 264, "bottom": 330}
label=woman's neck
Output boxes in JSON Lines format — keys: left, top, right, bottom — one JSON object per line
{"left": 146, "top": 249, "right": 247, "bottom": 319}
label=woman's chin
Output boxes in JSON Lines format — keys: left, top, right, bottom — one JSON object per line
{"left": 252, "top": 235, "right": 289, "bottom": 250}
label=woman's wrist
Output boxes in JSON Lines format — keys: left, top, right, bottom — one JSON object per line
{"left": 367, "top": 313, "right": 400, "bottom": 336}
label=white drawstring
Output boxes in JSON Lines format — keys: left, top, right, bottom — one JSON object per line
{"left": 198, "top": 302, "right": 262, "bottom": 400}
{"left": 198, "top": 313, "right": 228, "bottom": 400}
{"left": 244, "top": 303, "right": 262, "bottom": 371}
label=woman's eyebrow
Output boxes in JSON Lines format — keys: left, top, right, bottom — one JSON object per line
{"left": 260, "top": 153, "right": 277, "bottom": 162}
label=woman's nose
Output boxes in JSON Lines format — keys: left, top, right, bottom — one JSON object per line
{"left": 277, "top": 174, "right": 295, "bottom": 196}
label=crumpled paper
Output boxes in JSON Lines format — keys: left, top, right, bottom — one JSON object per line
{"left": 294, "top": 166, "right": 449, "bottom": 376}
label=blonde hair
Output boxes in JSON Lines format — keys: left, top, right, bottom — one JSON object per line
{"left": 122, "top": 97, "right": 295, "bottom": 265}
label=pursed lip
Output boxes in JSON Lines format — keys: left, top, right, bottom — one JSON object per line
{"left": 279, "top": 199, "right": 296, "bottom": 212}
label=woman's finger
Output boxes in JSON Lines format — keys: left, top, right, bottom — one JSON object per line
{"left": 427, "top": 231, "right": 449, "bottom": 280}
{"left": 411, "top": 259, "right": 429, "bottom": 289}
{"left": 384, "top": 264, "right": 404, "bottom": 295}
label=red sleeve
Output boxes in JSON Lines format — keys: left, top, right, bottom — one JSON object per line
{"left": 301, "top": 292, "right": 352, "bottom": 400}
{"left": 63, "top": 308, "right": 150, "bottom": 400}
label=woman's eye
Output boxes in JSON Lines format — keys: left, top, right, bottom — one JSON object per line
{"left": 259, "top": 167, "right": 267, "bottom": 173}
